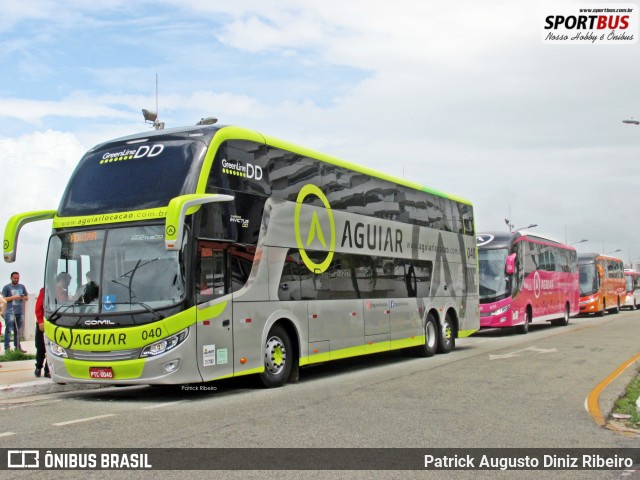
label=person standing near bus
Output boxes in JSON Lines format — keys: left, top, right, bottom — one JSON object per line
{"left": 34, "top": 287, "right": 50, "bottom": 378}
{"left": 0, "top": 293, "right": 6, "bottom": 345}
{"left": 2, "top": 271, "right": 28, "bottom": 353}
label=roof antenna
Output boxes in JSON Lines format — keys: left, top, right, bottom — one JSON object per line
{"left": 142, "top": 74, "right": 165, "bottom": 130}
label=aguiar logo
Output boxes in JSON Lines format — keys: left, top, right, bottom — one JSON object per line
{"left": 294, "top": 184, "right": 335, "bottom": 274}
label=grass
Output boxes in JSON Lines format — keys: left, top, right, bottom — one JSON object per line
{"left": 611, "top": 366, "right": 640, "bottom": 427}
{"left": 0, "top": 334, "right": 35, "bottom": 361}
{"left": 0, "top": 349, "right": 36, "bottom": 362}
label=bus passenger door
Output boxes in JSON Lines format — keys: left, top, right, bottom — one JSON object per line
{"left": 195, "top": 244, "right": 235, "bottom": 382}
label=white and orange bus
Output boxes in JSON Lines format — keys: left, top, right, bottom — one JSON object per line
{"left": 578, "top": 254, "right": 625, "bottom": 316}
{"left": 623, "top": 269, "right": 640, "bottom": 310}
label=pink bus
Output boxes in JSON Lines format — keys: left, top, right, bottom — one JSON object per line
{"left": 477, "top": 232, "right": 579, "bottom": 334}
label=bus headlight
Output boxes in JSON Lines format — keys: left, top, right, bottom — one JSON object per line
{"left": 491, "top": 305, "right": 510, "bottom": 316}
{"left": 140, "top": 328, "right": 189, "bottom": 358}
{"left": 46, "top": 338, "right": 68, "bottom": 358}
{"left": 579, "top": 296, "right": 598, "bottom": 306}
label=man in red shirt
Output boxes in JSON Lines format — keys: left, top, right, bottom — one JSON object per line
{"left": 34, "top": 288, "right": 50, "bottom": 378}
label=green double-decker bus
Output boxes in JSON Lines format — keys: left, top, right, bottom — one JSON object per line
{"left": 4, "top": 124, "right": 479, "bottom": 387}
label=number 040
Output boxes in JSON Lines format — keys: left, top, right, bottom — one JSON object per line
{"left": 142, "top": 328, "right": 162, "bottom": 341}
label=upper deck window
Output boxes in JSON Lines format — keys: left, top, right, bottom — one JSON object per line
{"left": 58, "top": 139, "right": 207, "bottom": 216}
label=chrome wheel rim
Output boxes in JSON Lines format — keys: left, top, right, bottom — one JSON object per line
{"left": 265, "top": 335, "right": 287, "bottom": 375}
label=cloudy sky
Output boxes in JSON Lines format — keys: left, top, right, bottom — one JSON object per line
{"left": 1, "top": 0, "right": 639, "bottom": 290}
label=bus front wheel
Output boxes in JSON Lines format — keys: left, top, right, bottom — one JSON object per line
{"left": 516, "top": 310, "right": 530, "bottom": 334}
{"left": 259, "top": 325, "right": 293, "bottom": 388}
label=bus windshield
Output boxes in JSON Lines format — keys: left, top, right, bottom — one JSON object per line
{"left": 478, "top": 248, "right": 510, "bottom": 303}
{"left": 45, "top": 225, "right": 185, "bottom": 314}
{"left": 579, "top": 263, "right": 598, "bottom": 296}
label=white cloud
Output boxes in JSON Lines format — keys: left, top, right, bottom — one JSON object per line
{"left": 0, "top": 130, "right": 86, "bottom": 289}
{"left": 0, "top": 95, "right": 135, "bottom": 126}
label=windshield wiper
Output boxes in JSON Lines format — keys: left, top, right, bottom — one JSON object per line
{"left": 132, "top": 302, "right": 164, "bottom": 321}
{"left": 112, "top": 257, "right": 160, "bottom": 303}
{"left": 101, "top": 301, "right": 164, "bottom": 320}
{"left": 47, "top": 304, "right": 76, "bottom": 324}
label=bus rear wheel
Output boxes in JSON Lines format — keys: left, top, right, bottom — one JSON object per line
{"left": 413, "top": 313, "right": 437, "bottom": 357}
{"left": 552, "top": 303, "right": 570, "bottom": 326}
{"left": 258, "top": 325, "right": 292, "bottom": 388}
{"left": 436, "top": 313, "right": 455, "bottom": 354}
{"left": 610, "top": 299, "right": 620, "bottom": 314}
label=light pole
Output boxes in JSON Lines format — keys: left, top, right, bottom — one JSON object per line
{"left": 606, "top": 249, "right": 622, "bottom": 255}
{"left": 505, "top": 220, "right": 537, "bottom": 233}
{"left": 514, "top": 223, "right": 538, "bottom": 232}
{"left": 571, "top": 239, "right": 588, "bottom": 246}
{"left": 623, "top": 118, "right": 640, "bottom": 125}
{"left": 504, "top": 219, "right": 513, "bottom": 232}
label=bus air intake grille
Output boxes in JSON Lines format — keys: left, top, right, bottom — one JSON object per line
{"left": 71, "top": 349, "right": 140, "bottom": 361}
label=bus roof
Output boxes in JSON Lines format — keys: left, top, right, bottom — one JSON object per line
{"left": 578, "top": 253, "right": 624, "bottom": 263}
{"left": 476, "top": 232, "right": 512, "bottom": 249}
{"left": 477, "top": 231, "right": 574, "bottom": 250}
{"left": 94, "top": 124, "right": 472, "bottom": 206}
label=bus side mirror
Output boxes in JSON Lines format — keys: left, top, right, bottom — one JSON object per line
{"left": 164, "top": 194, "right": 234, "bottom": 251}
{"left": 505, "top": 253, "right": 516, "bottom": 275}
{"left": 3, "top": 210, "right": 56, "bottom": 262}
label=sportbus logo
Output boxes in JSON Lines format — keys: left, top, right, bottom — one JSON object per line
{"left": 542, "top": 3, "right": 638, "bottom": 44}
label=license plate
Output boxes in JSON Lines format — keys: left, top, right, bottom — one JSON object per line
{"left": 89, "top": 367, "right": 114, "bottom": 379}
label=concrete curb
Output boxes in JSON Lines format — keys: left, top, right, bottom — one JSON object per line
{"left": 0, "top": 352, "right": 107, "bottom": 400}
{"left": 0, "top": 381, "right": 106, "bottom": 399}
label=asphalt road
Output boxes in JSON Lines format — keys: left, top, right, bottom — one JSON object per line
{"left": 0, "top": 310, "right": 639, "bottom": 480}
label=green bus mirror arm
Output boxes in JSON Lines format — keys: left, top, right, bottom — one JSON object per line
{"left": 4, "top": 210, "right": 57, "bottom": 263}
{"left": 164, "top": 194, "right": 234, "bottom": 251}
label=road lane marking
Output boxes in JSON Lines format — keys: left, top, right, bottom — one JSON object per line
{"left": 585, "top": 352, "right": 640, "bottom": 427}
{"left": 489, "top": 346, "right": 558, "bottom": 360}
{"left": 141, "top": 400, "right": 186, "bottom": 410}
{"left": 0, "top": 432, "right": 16, "bottom": 437}
{"left": 52, "top": 414, "right": 116, "bottom": 426}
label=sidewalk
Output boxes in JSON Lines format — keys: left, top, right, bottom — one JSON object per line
{"left": 0, "top": 339, "right": 102, "bottom": 399}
